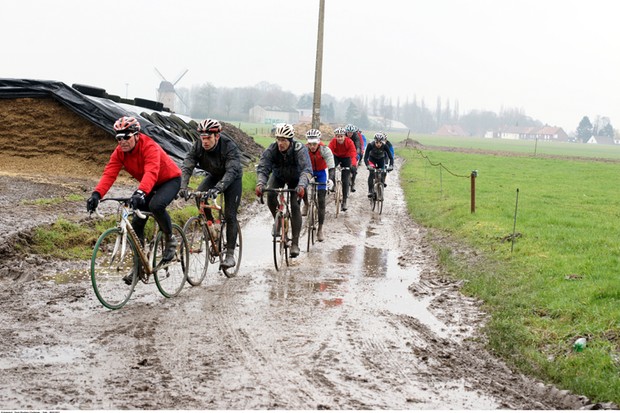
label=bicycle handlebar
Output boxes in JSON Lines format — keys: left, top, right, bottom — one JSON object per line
{"left": 185, "top": 191, "right": 222, "bottom": 210}
{"left": 259, "top": 187, "right": 297, "bottom": 204}
{"left": 90, "top": 197, "right": 147, "bottom": 220}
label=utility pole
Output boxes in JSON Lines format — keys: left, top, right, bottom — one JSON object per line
{"left": 311, "top": 0, "right": 325, "bottom": 129}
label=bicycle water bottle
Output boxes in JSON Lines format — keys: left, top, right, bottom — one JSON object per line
{"left": 207, "top": 220, "right": 217, "bottom": 239}
{"left": 573, "top": 337, "right": 587, "bottom": 352}
{"left": 213, "top": 219, "right": 221, "bottom": 240}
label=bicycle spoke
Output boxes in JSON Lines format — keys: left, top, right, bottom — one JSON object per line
{"left": 91, "top": 227, "right": 137, "bottom": 310}
{"left": 183, "top": 216, "right": 208, "bottom": 286}
{"left": 154, "top": 224, "right": 188, "bottom": 298}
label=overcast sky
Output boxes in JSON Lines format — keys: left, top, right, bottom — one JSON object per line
{"left": 3, "top": 0, "right": 619, "bottom": 132}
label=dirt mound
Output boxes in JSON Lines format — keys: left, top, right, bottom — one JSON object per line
{"left": 293, "top": 122, "right": 335, "bottom": 142}
{"left": 221, "top": 121, "right": 264, "bottom": 158}
{"left": 0, "top": 98, "right": 264, "bottom": 178}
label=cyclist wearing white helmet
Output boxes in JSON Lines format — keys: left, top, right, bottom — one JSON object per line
{"left": 363, "top": 132, "right": 394, "bottom": 198}
{"left": 87, "top": 115, "right": 182, "bottom": 279}
{"left": 256, "top": 123, "right": 313, "bottom": 258}
{"left": 179, "top": 118, "right": 243, "bottom": 269}
{"left": 328, "top": 127, "right": 357, "bottom": 211}
{"left": 302, "top": 128, "right": 335, "bottom": 242}
{"left": 344, "top": 124, "right": 363, "bottom": 192}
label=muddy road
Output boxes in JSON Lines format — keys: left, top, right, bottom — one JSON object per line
{"left": 0, "top": 164, "right": 593, "bottom": 409}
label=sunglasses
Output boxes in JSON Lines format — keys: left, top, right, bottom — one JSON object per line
{"left": 115, "top": 132, "right": 137, "bottom": 142}
{"left": 200, "top": 132, "right": 218, "bottom": 138}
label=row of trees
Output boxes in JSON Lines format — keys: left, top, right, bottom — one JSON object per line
{"left": 178, "top": 81, "right": 612, "bottom": 138}
{"left": 576, "top": 116, "right": 615, "bottom": 142}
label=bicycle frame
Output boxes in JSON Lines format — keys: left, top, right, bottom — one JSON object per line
{"left": 193, "top": 192, "right": 224, "bottom": 258}
{"left": 95, "top": 200, "right": 158, "bottom": 277}
{"left": 262, "top": 187, "right": 296, "bottom": 271}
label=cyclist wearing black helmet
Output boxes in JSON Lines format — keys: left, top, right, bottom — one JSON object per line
{"left": 178, "top": 118, "right": 243, "bottom": 269}
{"left": 256, "top": 123, "right": 313, "bottom": 258}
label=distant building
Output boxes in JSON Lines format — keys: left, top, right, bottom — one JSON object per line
{"left": 587, "top": 135, "right": 616, "bottom": 145}
{"left": 484, "top": 125, "right": 568, "bottom": 141}
{"left": 434, "top": 124, "right": 469, "bottom": 136}
{"left": 249, "top": 105, "right": 300, "bottom": 124}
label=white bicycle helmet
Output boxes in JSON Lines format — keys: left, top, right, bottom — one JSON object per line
{"left": 345, "top": 124, "right": 357, "bottom": 133}
{"left": 275, "top": 123, "right": 295, "bottom": 139}
{"left": 306, "top": 128, "right": 321, "bottom": 144}
{"left": 333, "top": 127, "right": 346, "bottom": 136}
{"left": 197, "top": 118, "right": 222, "bottom": 133}
{"left": 374, "top": 132, "right": 387, "bottom": 142}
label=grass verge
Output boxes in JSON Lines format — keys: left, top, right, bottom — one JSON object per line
{"left": 398, "top": 146, "right": 620, "bottom": 404}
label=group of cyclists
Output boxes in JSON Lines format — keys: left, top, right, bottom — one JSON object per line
{"left": 86, "top": 115, "right": 395, "bottom": 275}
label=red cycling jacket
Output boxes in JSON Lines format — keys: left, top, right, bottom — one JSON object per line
{"left": 328, "top": 137, "right": 358, "bottom": 166}
{"left": 94, "top": 132, "right": 181, "bottom": 197}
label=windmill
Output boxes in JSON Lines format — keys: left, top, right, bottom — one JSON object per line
{"left": 155, "top": 67, "right": 189, "bottom": 113}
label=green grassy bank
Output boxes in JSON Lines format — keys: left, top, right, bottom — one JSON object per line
{"left": 398, "top": 145, "right": 620, "bottom": 404}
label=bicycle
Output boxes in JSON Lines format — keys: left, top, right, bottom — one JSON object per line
{"left": 182, "top": 191, "right": 242, "bottom": 284}
{"left": 332, "top": 165, "right": 349, "bottom": 217}
{"left": 261, "top": 187, "right": 296, "bottom": 271}
{"left": 305, "top": 180, "right": 321, "bottom": 252}
{"left": 90, "top": 197, "right": 189, "bottom": 310}
{"left": 368, "top": 165, "right": 387, "bottom": 214}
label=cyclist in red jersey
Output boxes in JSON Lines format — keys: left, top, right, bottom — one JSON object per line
{"left": 86, "top": 116, "right": 182, "bottom": 265}
{"left": 302, "top": 128, "right": 335, "bottom": 241}
{"left": 328, "top": 127, "right": 357, "bottom": 211}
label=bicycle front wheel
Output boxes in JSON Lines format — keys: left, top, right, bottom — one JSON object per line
{"left": 307, "top": 202, "right": 317, "bottom": 251}
{"left": 273, "top": 213, "right": 288, "bottom": 271}
{"left": 376, "top": 181, "right": 384, "bottom": 214}
{"left": 153, "top": 224, "right": 189, "bottom": 298}
{"left": 91, "top": 227, "right": 138, "bottom": 310}
{"left": 183, "top": 216, "right": 208, "bottom": 286}
{"left": 335, "top": 181, "right": 342, "bottom": 218}
{"left": 220, "top": 220, "right": 242, "bottom": 278}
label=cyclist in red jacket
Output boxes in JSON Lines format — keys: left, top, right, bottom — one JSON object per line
{"left": 328, "top": 127, "right": 357, "bottom": 211}
{"left": 302, "top": 128, "right": 335, "bottom": 242}
{"left": 86, "top": 116, "right": 182, "bottom": 270}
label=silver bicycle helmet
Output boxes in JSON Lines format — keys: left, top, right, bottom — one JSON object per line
{"left": 334, "top": 127, "right": 346, "bottom": 136}
{"left": 275, "top": 123, "right": 295, "bottom": 139}
{"left": 374, "top": 132, "right": 387, "bottom": 142}
{"left": 306, "top": 128, "right": 321, "bottom": 144}
{"left": 344, "top": 124, "right": 357, "bottom": 133}
{"left": 197, "top": 118, "right": 222, "bottom": 133}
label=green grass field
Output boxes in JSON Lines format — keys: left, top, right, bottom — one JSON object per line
{"left": 398, "top": 143, "right": 620, "bottom": 404}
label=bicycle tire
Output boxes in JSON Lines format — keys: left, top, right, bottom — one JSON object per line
{"left": 335, "top": 181, "right": 342, "bottom": 218}
{"left": 183, "top": 216, "right": 208, "bottom": 286}
{"left": 91, "top": 227, "right": 138, "bottom": 310}
{"left": 273, "top": 213, "right": 283, "bottom": 271}
{"left": 282, "top": 214, "right": 290, "bottom": 267}
{"left": 153, "top": 224, "right": 188, "bottom": 298}
{"left": 377, "top": 182, "right": 384, "bottom": 214}
{"left": 306, "top": 202, "right": 314, "bottom": 252}
{"left": 220, "top": 220, "right": 242, "bottom": 278}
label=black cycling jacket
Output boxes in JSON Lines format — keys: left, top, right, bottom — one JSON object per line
{"left": 180, "top": 135, "right": 243, "bottom": 191}
{"left": 256, "top": 140, "right": 312, "bottom": 188}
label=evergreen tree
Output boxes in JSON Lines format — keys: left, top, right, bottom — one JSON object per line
{"left": 576, "top": 116, "right": 593, "bottom": 142}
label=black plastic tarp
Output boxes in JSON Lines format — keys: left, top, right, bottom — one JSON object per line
{"left": 0, "top": 78, "right": 192, "bottom": 165}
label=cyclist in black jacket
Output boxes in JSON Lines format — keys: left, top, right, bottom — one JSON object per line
{"left": 179, "top": 118, "right": 243, "bottom": 269}
{"left": 255, "top": 123, "right": 312, "bottom": 258}
{"left": 363, "top": 132, "right": 394, "bottom": 198}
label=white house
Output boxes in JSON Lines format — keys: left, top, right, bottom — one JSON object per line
{"left": 249, "top": 105, "right": 300, "bottom": 124}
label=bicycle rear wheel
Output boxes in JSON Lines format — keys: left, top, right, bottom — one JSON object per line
{"left": 91, "top": 227, "right": 138, "bottom": 310}
{"left": 153, "top": 224, "right": 188, "bottom": 298}
{"left": 183, "top": 216, "right": 208, "bottom": 286}
{"left": 220, "top": 220, "right": 242, "bottom": 278}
